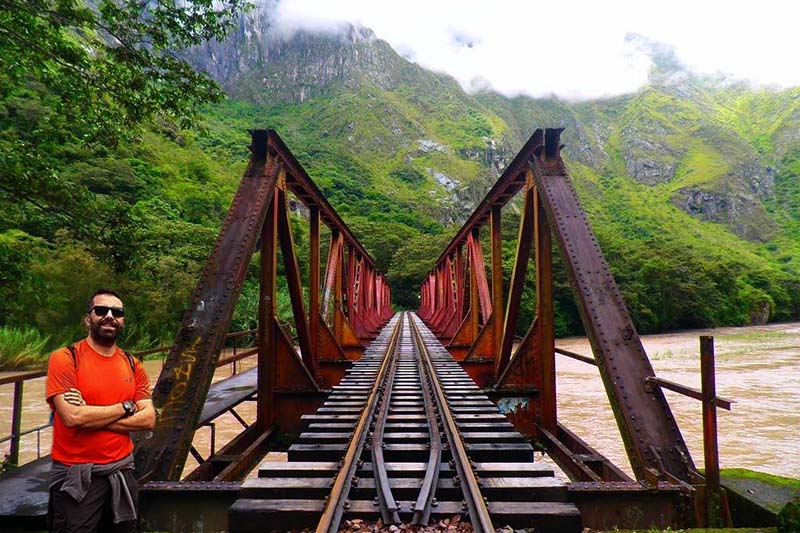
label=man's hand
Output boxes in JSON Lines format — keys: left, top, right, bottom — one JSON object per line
{"left": 106, "top": 399, "right": 155, "bottom": 433}
{"left": 53, "top": 393, "right": 126, "bottom": 429}
{"left": 62, "top": 388, "right": 86, "bottom": 406}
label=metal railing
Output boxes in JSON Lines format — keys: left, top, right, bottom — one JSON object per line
{"left": 556, "top": 335, "right": 732, "bottom": 526}
{"left": 0, "top": 329, "right": 258, "bottom": 469}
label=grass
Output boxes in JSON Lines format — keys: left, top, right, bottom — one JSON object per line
{"left": 720, "top": 468, "right": 800, "bottom": 490}
{"left": 0, "top": 326, "right": 51, "bottom": 371}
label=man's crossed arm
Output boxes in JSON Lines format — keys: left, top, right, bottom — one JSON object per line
{"left": 53, "top": 389, "right": 155, "bottom": 432}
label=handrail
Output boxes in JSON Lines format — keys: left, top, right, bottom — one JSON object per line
{"left": 554, "top": 345, "right": 733, "bottom": 409}
{"left": 554, "top": 347, "right": 597, "bottom": 366}
{"left": 555, "top": 336, "right": 732, "bottom": 525}
{"left": 133, "top": 328, "right": 258, "bottom": 360}
{"left": 645, "top": 376, "right": 733, "bottom": 410}
{"left": 0, "top": 370, "right": 46, "bottom": 386}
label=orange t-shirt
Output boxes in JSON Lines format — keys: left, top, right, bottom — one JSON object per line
{"left": 45, "top": 339, "right": 151, "bottom": 465}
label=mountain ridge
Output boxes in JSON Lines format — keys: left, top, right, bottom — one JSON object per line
{"left": 187, "top": 20, "right": 800, "bottom": 326}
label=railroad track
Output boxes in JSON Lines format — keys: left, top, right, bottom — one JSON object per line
{"left": 230, "top": 313, "right": 581, "bottom": 532}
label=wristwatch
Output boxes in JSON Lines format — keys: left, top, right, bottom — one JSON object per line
{"left": 121, "top": 400, "right": 136, "bottom": 417}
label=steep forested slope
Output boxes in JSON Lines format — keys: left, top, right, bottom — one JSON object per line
{"left": 2, "top": 19, "right": 798, "bottom": 354}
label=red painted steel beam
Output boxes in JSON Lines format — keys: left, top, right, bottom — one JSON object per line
{"left": 490, "top": 204, "right": 504, "bottom": 367}
{"left": 467, "top": 232, "right": 492, "bottom": 325}
{"left": 135, "top": 131, "right": 281, "bottom": 482}
{"left": 431, "top": 131, "right": 543, "bottom": 266}
{"left": 265, "top": 131, "right": 378, "bottom": 271}
{"left": 266, "top": 130, "right": 392, "bottom": 329}
{"left": 530, "top": 127, "right": 694, "bottom": 482}
{"left": 322, "top": 230, "right": 342, "bottom": 323}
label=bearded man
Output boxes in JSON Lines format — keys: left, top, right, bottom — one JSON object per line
{"left": 45, "top": 288, "right": 154, "bottom": 532}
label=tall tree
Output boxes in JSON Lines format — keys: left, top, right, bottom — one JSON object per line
{"left": 0, "top": 0, "right": 248, "bottom": 220}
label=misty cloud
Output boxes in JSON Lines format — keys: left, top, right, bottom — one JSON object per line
{"left": 268, "top": 0, "right": 800, "bottom": 100}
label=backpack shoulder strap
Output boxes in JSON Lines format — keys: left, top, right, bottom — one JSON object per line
{"left": 67, "top": 344, "right": 78, "bottom": 368}
{"left": 122, "top": 350, "right": 138, "bottom": 374}
{"left": 67, "top": 343, "right": 136, "bottom": 375}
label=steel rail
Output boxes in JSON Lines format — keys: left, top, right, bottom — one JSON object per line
{"left": 408, "top": 314, "right": 495, "bottom": 533}
{"left": 411, "top": 311, "right": 443, "bottom": 525}
{"left": 370, "top": 317, "right": 402, "bottom": 525}
{"left": 315, "top": 314, "right": 404, "bottom": 533}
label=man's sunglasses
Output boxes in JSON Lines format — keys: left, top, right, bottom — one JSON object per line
{"left": 90, "top": 306, "right": 125, "bottom": 319}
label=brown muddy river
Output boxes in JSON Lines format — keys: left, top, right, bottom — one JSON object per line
{"left": 2, "top": 322, "right": 798, "bottom": 479}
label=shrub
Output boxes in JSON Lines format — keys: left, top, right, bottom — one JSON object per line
{"left": 0, "top": 327, "right": 51, "bottom": 371}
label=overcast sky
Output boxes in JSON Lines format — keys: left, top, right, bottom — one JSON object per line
{"left": 270, "top": 0, "right": 799, "bottom": 100}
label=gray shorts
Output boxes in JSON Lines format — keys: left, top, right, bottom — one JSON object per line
{"left": 48, "top": 469, "right": 138, "bottom": 533}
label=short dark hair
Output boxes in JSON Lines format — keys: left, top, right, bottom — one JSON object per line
{"left": 87, "top": 288, "right": 123, "bottom": 312}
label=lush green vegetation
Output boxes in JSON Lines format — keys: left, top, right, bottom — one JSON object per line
{"left": 0, "top": 327, "right": 50, "bottom": 370}
{"left": 0, "top": 0, "right": 247, "bottom": 359}
{"left": 1, "top": 14, "right": 799, "bottom": 368}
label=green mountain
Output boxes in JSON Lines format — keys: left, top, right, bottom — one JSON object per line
{"left": 2, "top": 15, "right": 799, "bottom": 352}
{"left": 187, "top": 23, "right": 800, "bottom": 329}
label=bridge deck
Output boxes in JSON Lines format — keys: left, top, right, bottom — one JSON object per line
{"left": 0, "top": 367, "right": 258, "bottom": 527}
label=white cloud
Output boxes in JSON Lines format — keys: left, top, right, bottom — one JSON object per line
{"left": 271, "top": 0, "right": 800, "bottom": 100}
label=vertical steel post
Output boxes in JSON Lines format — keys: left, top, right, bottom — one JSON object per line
{"left": 535, "top": 182, "right": 556, "bottom": 431}
{"left": 455, "top": 245, "right": 465, "bottom": 321}
{"left": 491, "top": 204, "right": 503, "bottom": 365}
{"left": 497, "top": 182, "right": 534, "bottom": 377}
{"left": 258, "top": 192, "right": 279, "bottom": 430}
{"left": 701, "top": 335, "right": 722, "bottom": 527}
{"left": 309, "top": 207, "right": 320, "bottom": 361}
{"left": 334, "top": 237, "right": 344, "bottom": 341}
{"left": 9, "top": 381, "right": 23, "bottom": 466}
{"left": 469, "top": 229, "right": 492, "bottom": 324}
{"left": 347, "top": 246, "right": 356, "bottom": 321}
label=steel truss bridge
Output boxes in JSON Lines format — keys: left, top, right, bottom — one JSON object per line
{"left": 0, "top": 129, "right": 734, "bottom": 532}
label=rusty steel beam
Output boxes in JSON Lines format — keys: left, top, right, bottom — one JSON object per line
{"left": 276, "top": 185, "right": 314, "bottom": 373}
{"left": 136, "top": 130, "right": 391, "bottom": 482}
{"left": 530, "top": 127, "right": 694, "bottom": 482}
{"left": 496, "top": 180, "right": 534, "bottom": 377}
{"left": 701, "top": 336, "right": 723, "bottom": 527}
{"left": 309, "top": 207, "right": 321, "bottom": 362}
{"left": 432, "top": 132, "right": 542, "bottom": 266}
{"left": 258, "top": 189, "right": 280, "bottom": 431}
{"left": 135, "top": 131, "right": 281, "bottom": 482}
{"left": 534, "top": 183, "right": 556, "bottom": 431}
{"left": 266, "top": 131, "right": 377, "bottom": 270}
{"left": 420, "top": 127, "right": 695, "bottom": 486}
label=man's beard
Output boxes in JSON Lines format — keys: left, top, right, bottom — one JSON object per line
{"left": 89, "top": 319, "right": 122, "bottom": 345}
